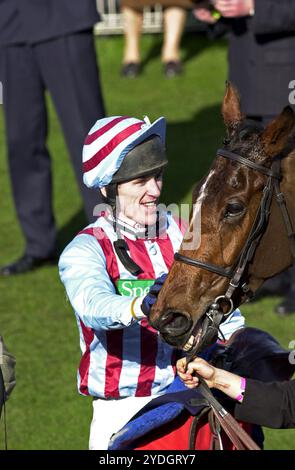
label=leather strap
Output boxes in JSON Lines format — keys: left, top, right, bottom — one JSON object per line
{"left": 113, "top": 239, "right": 143, "bottom": 276}
{"left": 273, "top": 160, "right": 295, "bottom": 260}
{"left": 217, "top": 148, "right": 280, "bottom": 178}
{"left": 189, "top": 407, "right": 211, "bottom": 450}
{"left": 208, "top": 409, "right": 223, "bottom": 450}
{"left": 174, "top": 253, "right": 234, "bottom": 278}
{"left": 195, "top": 374, "right": 260, "bottom": 451}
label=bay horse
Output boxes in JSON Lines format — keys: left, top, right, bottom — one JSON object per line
{"left": 149, "top": 82, "right": 295, "bottom": 356}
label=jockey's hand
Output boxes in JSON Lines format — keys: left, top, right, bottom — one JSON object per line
{"left": 176, "top": 357, "right": 216, "bottom": 389}
{"left": 193, "top": 1, "right": 218, "bottom": 24}
{"left": 141, "top": 273, "right": 167, "bottom": 318}
{"left": 214, "top": 0, "right": 254, "bottom": 18}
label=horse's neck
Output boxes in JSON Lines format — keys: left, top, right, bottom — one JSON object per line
{"left": 248, "top": 151, "right": 295, "bottom": 288}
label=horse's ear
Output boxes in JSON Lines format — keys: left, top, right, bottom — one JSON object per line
{"left": 262, "top": 106, "right": 295, "bottom": 157}
{"left": 222, "top": 82, "right": 244, "bottom": 136}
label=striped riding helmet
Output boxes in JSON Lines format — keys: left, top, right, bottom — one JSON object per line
{"left": 82, "top": 115, "right": 167, "bottom": 189}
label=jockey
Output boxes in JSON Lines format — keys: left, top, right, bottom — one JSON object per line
{"left": 58, "top": 115, "right": 245, "bottom": 450}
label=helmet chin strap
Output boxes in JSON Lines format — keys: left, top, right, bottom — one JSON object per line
{"left": 112, "top": 215, "right": 162, "bottom": 276}
{"left": 113, "top": 239, "right": 143, "bottom": 276}
{"left": 105, "top": 183, "right": 117, "bottom": 209}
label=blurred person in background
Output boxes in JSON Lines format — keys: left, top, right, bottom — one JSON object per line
{"left": 0, "top": 0, "right": 105, "bottom": 276}
{"left": 194, "top": 0, "right": 295, "bottom": 315}
{"left": 120, "top": 1, "right": 193, "bottom": 78}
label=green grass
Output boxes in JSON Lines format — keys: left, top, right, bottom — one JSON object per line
{"left": 0, "top": 33, "right": 294, "bottom": 450}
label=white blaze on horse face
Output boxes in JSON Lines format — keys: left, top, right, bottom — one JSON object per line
{"left": 183, "top": 170, "right": 215, "bottom": 251}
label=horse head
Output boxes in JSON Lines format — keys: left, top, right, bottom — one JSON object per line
{"left": 150, "top": 82, "right": 295, "bottom": 354}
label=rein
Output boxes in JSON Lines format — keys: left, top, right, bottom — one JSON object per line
{"left": 175, "top": 148, "right": 295, "bottom": 353}
{"left": 188, "top": 373, "right": 260, "bottom": 450}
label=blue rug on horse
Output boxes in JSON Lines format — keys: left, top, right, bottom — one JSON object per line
{"left": 108, "top": 375, "right": 208, "bottom": 450}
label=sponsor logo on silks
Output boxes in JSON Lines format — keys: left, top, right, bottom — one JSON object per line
{"left": 116, "top": 279, "right": 154, "bottom": 297}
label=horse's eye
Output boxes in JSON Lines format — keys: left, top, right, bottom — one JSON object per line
{"left": 225, "top": 202, "right": 245, "bottom": 218}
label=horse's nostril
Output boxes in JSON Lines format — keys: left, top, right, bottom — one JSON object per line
{"left": 159, "top": 311, "right": 192, "bottom": 337}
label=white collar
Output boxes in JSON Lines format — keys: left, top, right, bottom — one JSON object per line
{"left": 104, "top": 210, "right": 168, "bottom": 240}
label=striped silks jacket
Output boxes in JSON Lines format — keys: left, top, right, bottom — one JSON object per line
{"left": 59, "top": 211, "right": 244, "bottom": 399}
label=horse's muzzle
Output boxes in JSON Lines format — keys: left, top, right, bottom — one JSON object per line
{"left": 153, "top": 310, "right": 193, "bottom": 346}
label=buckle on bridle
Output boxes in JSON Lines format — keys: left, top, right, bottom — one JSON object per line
{"left": 213, "top": 295, "right": 234, "bottom": 316}
{"left": 201, "top": 295, "right": 233, "bottom": 347}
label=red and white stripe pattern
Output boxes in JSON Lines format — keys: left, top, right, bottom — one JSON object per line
{"left": 82, "top": 115, "right": 165, "bottom": 189}
{"left": 76, "top": 213, "right": 183, "bottom": 398}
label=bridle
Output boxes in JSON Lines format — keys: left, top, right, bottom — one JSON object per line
{"left": 174, "top": 147, "right": 295, "bottom": 354}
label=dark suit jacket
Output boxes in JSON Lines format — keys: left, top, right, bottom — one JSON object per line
{"left": 0, "top": 0, "right": 100, "bottom": 46}
{"left": 235, "top": 379, "right": 295, "bottom": 429}
{"left": 213, "top": 0, "right": 295, "bottom": 116}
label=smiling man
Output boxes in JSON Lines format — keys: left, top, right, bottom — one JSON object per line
{"left": 58, "top": 115, "right": 244, "bottom": 450}
{"left": 59, "top": 115, "right": 184, "bottom": 450}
